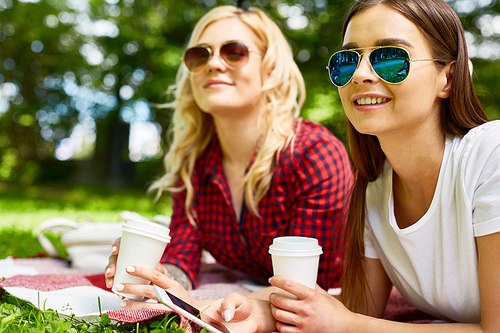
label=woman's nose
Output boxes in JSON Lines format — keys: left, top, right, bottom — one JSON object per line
{"left": 351, "top": 54, "right": 379, "bottom": 85}
{"left": 206, "top": 49, "right": 227, "bottom": 72}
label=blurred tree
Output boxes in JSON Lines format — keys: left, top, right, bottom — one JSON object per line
{"left": 452, "top": 0, "right": 500, "bottom": 120}
{"left": 0, "top": 0, "right": 499, "bottom": 188}
{"left": 0, "top": 0, "right": 193, "bottom": 186}
{"left": 0, "top": 0, "right": 82, "bottom": 184}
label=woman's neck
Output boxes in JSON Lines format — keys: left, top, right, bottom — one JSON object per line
{"left": 214, "top": 112, "right": 262, "bottom": 168}
{"left": 213, "top": 111, "right": 264, "bottom": 221}
{"left": 382, "top": 131, "right": 445, "bottom": 184}
{"left": 379, "top": 124, "right": 446, "bottom": 228}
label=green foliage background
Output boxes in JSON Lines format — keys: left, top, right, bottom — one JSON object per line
{"left": 0, "top": 2, "right": 499, "bottom": 328}
{"left": 0, "top": 0, "right": 499, "bottom": 188}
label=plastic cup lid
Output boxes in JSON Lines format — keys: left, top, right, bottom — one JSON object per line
{"left": 125, "top": 218, "right": 170, "bottom": 236}
{"left": 122, "top": 224, "right": 171, "bottom": 243}
{"left": 268, "top": 236, "right": 323, "bottom": 256}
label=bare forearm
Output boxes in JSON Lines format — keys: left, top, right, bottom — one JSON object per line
{"left": 245, "top": 286, "right": 273, "bottom": 300}
{"left": 347, "top": 313, "right": 484, "bottom": 333}
{"left": 251, "top": 299, "right": 277, "bottom": 333}
{"left": 161, "top": 263, "right": 193, "bottom": 291}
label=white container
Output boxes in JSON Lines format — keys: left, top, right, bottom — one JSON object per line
{"left": 112, "top": 218, "right": 171, "bottom": 300}
{"left": 37, "top": 218, "right": 123, "bottom": 272}
{"left": 268, "top": 236, "right": 323, "bottom": 298}
{"left": 62, "top": 223, "right": 123, "bottom": 271}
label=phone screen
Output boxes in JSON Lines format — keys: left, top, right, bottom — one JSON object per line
{"left": 166, "top": 291, "right": 200, "bottom": 316}
{"left": 161, "top": 290, "right": 232, "bottom": 333}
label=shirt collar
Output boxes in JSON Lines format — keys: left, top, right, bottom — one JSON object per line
{"left": 201, "top": 118, "right": 301, "bottom": 178}
{"left": 202, "top": 134, "right": 223, "bottom": 178}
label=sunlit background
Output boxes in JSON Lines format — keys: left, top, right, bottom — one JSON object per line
{"left": 1, "top": 0, "right": 499, "bottom": 188}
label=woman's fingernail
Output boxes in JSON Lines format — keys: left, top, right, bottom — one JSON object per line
{"left": 126, "top": 266, "right": 136, "bottom": 273}
{"left": 106, "top": 280, "right": 112, "bottom": 288}
{"left": 120, "top": 301, "right": 126, "bottom": 308}
{"left": 268, "top": 277, "right": 273, "bottom": 284}
{"left": 223, "top": 309, "right": 233, "bottom": 322}
{"left": 105, "top": 268, "right": 111, "bottom": 276}
{"left": 116, "top": 284, "right": 124, "bottom": 291}
{"left": 111, "top": 246, "right": 117, "bottom": 253}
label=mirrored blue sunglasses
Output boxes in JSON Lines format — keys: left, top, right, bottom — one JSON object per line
{"left": 326, "top": 46, "right": 439, "bottom": 87}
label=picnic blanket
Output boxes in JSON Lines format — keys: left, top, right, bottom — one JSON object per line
{"left": 0, "top": 257, "right": 438, "bottom": 330}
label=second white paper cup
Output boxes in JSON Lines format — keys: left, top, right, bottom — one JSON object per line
{"left": 269, "top": 236, "right": 323, "bottom": 299}
{"left": 112, "top": 218, "right": 171, "bottom": 300}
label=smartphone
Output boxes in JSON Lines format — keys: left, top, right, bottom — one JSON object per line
{"left": 153, "top": 286, "right": 233, "bottom": 333}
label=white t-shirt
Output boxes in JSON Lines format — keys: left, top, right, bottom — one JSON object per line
{"left": 364, "top": 120, "right": 500, "bottom": 323}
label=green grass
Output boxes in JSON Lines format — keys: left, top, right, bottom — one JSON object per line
{"left": 0, "top": 289, "right": 192, "bottom": 332}
{"left": 0, "top": 183, "right": 191, "bottom": 332}
{"left": 0, "top": 228, "right": 46, "bottom": 258}
{"left": 0, "top": 183, "right": 172, "bottom": 258}
{"left": 0, "top": 183, "right": 172, "bottom": 231}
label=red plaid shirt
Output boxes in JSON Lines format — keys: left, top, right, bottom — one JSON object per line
{"left": 161, "top": 119, "right": 352, "bottom": 289}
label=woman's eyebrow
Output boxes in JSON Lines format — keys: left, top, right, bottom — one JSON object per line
{"left": 193, "top": 43, "right": 210, "bottom": 48}
{"left": 376, "top": 38, "right": 414, "bottom": 48}
{"left": 341, "top": 38, "right": 414, "bottom": 50}
{"left": 193, "top": 40, "right": 242, "bottom": 47}
{"left": 341, "top": 42, "right": 357, "bottom": 50}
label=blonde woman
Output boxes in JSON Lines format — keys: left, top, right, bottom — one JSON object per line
{"left": 105, "top": 4, "right": 352, "bottom": 302}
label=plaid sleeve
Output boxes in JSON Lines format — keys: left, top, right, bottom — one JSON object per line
{"left": 160, "top": 189, "right": 202, "bottom": 288}
{"left": 288, "top": 130, "right": 352, "bottom": 289}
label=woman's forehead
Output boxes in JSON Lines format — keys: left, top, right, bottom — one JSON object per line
{"left": 343, "top": 4, "right": 423, "bottom": 47}
{"left": 197, "top": 17, "right": 259, "bottom": 47}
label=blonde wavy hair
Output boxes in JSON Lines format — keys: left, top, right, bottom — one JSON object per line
{"left": 150, "top": 6, "right": 306, "bottom": 225}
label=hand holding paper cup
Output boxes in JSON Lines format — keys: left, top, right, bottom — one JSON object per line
{"left": 268, "top": 236, "right": 323, "bottom": 298}
{"left": 112, "top": 218, "right": 171, "bottom": 300}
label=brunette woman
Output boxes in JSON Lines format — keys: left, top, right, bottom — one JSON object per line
{"left": 218, "top": 0, "right": 500, "bottom": 332}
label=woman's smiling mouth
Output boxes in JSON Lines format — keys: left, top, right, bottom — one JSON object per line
{"left": 204, "top": 79, "right": 232, "bottom": 88}
{"left": 355, "top": 97, "right": 390, "bottom": 105}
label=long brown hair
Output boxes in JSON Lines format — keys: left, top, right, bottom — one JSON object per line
{"left": 340, "top": 0, "right": 489, "bottom": 311}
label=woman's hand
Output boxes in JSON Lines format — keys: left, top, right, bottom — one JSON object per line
{"left": 104, "top": 237, "right": 122, "bottom": 290}
{"left": 104, "top": 238, "right": 192, "bottom": 309}
{"left": 269, "top": 276, "right": 354, "bottom": 333}
{"left": 104, "top": 238, "right": 167, "bottom": 290}
{"left": 214, "top": 293, "right": 277, "bottom": 333}
{"left": 105, "top": 238, "right": 192, "bottom": 291}
{"left": 115, "top": 265, "right": 197, "bottom": 309}
{"left": 199, "top": 293, "right": 258, "bottom": 333}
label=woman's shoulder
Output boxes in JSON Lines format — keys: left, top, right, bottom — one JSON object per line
{"left": 448, "top": 120, "right": 500, "bottom": 190}
{"left": 452, "top": 120, "right": 500, "bottom": 156}
{"left": 464, "top": 120, "right": 500, "bottom": 139}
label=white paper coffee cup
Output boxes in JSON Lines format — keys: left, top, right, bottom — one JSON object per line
{"left": 268, "top": 236, "right": 323, "bottom": 299}
{"left": 112, "top": 218, "right": 171, "bottom": 300}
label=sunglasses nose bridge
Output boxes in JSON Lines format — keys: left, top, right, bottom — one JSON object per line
{"left": 358, "top": 51, "right": 373, "bottom": 69}
{"left": 351, "top": 50, "right": 380, "bottom": 84}
{"left": 205, "top": 46, "right": 229, "bottom": 70}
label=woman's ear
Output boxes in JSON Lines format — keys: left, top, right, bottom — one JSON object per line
{"left": 262, "top": 64, "right": 275, "bottom": 85}
{"left": 437, "top": 61, "right": 455, "bottom": 99}
{"left": 267, "top": 64, "right": 275, "bottom": 78}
